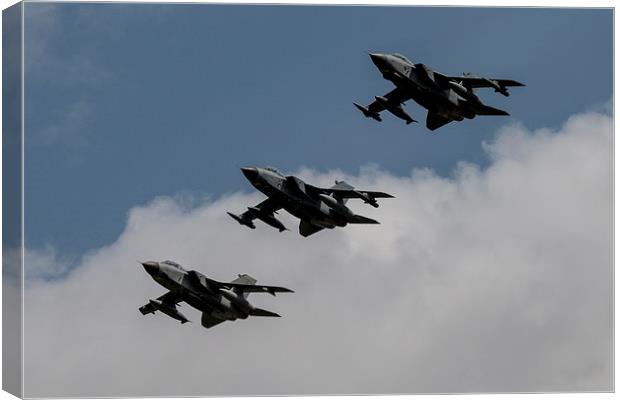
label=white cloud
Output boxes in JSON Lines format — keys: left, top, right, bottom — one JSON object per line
{"left": 21, "top": 110, "right": 612, "bottom": 396}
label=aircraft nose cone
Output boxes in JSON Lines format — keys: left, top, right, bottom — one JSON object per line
{"left": 241, "top": 167, "right": 259, "bottom": 181}
{"left": 369, "top": 53, "right": 385, "bottom": 65}
{"left": 141, "top": 261, "right": 159, "bottom": 275}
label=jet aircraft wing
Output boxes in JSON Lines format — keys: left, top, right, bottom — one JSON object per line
{"left": 450, "top": 76, "right": 525, "bottom": 88}
{"left": 366, "top": 87, "right": 411, "bottom": 114}
{"left": 207, "top": 277, "right": 294, "bottom": 296}
{"left": 325, "top": 189, "right": 394, "bottom": 199}
{"left": 227, "top": 198, "right": 286, "bottom": 231}
{"left": 433, "top": 70, "right": 524, "bottom": 88}
{"left": 434, "top": 72, "right": 524, "bottom": 96}
{"left": 138, "top": 291, "right": 181, "bottom": 315}
{"left": 321, "top": 186, "right": 394, "bottom": 208}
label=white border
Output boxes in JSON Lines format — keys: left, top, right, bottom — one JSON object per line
{"left": 0, "top": 1, "right": 615, "bottom": 400}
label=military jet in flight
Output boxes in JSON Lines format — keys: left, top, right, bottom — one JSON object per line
{"left": 227, "top": 167, "right": 394, "bottom": 237}
{"left": 354, "top": 53, "right": 524, "bottom": 131}
{"left": 139, "top": 260, "right": 293, "bottom": 329}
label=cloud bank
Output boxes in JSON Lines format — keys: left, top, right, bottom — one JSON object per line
{"left": 22, "top": 110, "right": 612, "bottom": 397}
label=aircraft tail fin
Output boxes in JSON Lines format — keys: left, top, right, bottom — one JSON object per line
{"left": 329, "top": 180, "right": 354, "bottom": 190}
{"left": 329, "top": 180, "right": 354, "bottom": 204}
{"left": 231, "top": 274, "right": 257, "bottom": 286}
{"left": 249, "top": 308, "right": 281, "bottom": 317}
{"left": 231, "top": 274, "right": 257, "bottom": 298}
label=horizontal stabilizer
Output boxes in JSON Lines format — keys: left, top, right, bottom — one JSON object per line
{"left": 426, "top": 112, "right": 452, "bottom": 131}
{"left": 201, "top": 313, "right": 225, "bottom": 329}
{"left": 249, "top": 308, "right": 281, "bottom": 317}
{"left": 349, "top": 214, "right": 380, "bottom": 224}
{"left": 474, "top": 104, "right": 510, "bottom": 116}
{"left": 299, "top": 220, "right": 325, "bottom": 237}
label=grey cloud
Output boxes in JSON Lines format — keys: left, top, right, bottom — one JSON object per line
{"left": 22, "top": 110, "right": 612, "bottom": 396}
{"left": 23, "top": 246, "right": 74, "bottom": 282}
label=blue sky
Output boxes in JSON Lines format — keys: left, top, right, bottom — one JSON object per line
{"left": 24, "top": 4, "right": 612, "bottom": 257}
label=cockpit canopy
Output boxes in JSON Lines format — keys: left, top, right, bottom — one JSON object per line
{"left": 392, "top": 53, "right": 413, "bottom": 65}
{"left": 162, "top": 260, "right": 186, "bottom": 271}
{"left": 264, "top": 166, "right": 284, "bottom": 177}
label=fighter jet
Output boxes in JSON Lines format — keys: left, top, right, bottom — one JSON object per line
{"left": 228, "top": 167, "right": 394, "bottom": 237}
{"left": 354, "top": 53, "right": 524, "bottom": 131}
{"left": 139, "top": 260, "right": 293, "bottom": 329}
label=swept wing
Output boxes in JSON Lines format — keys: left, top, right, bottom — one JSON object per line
{"left": 227, "top": 198, "right": 286, "bottom": 231}
{"left": 354, "top": 87, "right": 412, "bottom": 121}
{"left": 206, "top": 276, "right": 294, "bottom": 296}
{"left": 434, "top": 71, "right": 524, "bottom": 96}
{"left": 138, "top": 291, "right": 180, "bottom": 315}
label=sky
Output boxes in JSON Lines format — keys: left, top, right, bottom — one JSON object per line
{"left": 23, "top": 4, "right": 612, "bottom": 257}
{"left": 17, "top": 3, "right": 613, "bottom": 397}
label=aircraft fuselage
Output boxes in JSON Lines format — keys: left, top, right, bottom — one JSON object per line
{"left": 243, "top": 167, "right": 351, "bottom": 229}
{"left": 143, "top": 261, "right": 251, "bottom": 321}
{"left": 374, "top": 55, "right": 473, "bottom": 122}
